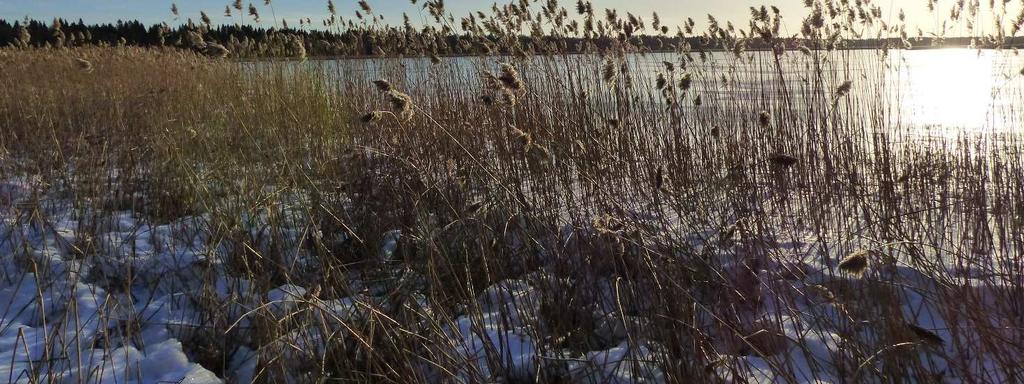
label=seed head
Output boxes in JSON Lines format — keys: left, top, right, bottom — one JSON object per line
{"left": 805, "top": 284, "right": 836, "bottom": 303}
{"left": 679, "top": 73, "right": 693, "bottom": 91}
{"left": 838, "top": 250, "right": 871, "bottom": 277}
{"left": 654, "top": 165, "right": 664, "bottom": 190}
{"left": 15, "top": 24, "right": 31, "bottom": 48}
{"left": 203, "top": 42, "right": 231, "bottom": 58}
{"left": 74, "top": 58, "right": 93, "bottom": 72}
{"left": 758, "top": 111, "right": 771, "bottom": 127}
{"left": 836, "top": 80, "right": 853, "bottom": 98}
{"left": 655, "top": 73, "right": 668, "bottom": 90}
{"left": 907, "top": 323, "right": 944, "bottom": 346}
{"left": 497, "top": 62, "right": 525, "bottom": 94}
{"left": 500, "top": 89, "right": 518, "bottom": 106}
{"left": 248, "top": 3, "right": 261, "bottom": 22}
{"left": 510, "top": 125, "right": 533, "bottom": 152}
{"left": 373, "top": 79, "right": 393, "bottom": 92}
{"left": 480, "top": 94, "right": 495, "bottom": 106}
{"left": 361, "top": 111, "right": 384, "bottom": 124}
{"left": 769, "top": 153, "right": 798, "bottom": 168}
{"left": 289, "top": 36, "right": 306, "bottom": 59}
{"left": 387, "top": 90, "right": 415, "bottom": 121}
{"left": 358, "top": 0, "right": 372, "bottom": 13}
{"left": 185, "top": 30, "right": 205, "bottom": 49}
{"left": 602, "top": 58, "right": 618, "bottom": 83}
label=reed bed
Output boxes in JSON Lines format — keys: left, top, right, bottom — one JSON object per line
{"left": 2, "top": 0, "right": 1024, "bottom": 383}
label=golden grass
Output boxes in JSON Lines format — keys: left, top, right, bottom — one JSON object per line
{"left": 2, "top": 0, "right": 1024, "bottom": 381}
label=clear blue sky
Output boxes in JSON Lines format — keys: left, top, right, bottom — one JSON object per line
{"left": 0, "top": 0, "right": 1010, "bottom": 35}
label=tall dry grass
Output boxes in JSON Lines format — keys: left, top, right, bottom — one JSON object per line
{"left": 2, "top": 0, "right": 1024, "bottom": 382}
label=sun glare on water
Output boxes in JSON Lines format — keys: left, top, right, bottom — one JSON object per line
{"left": 895, "top": 49, "right": 1007, "bottom": 135}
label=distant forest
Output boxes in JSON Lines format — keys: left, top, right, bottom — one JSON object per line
{"left": 2, "top": 18, "right": 1022, "bottom": 59}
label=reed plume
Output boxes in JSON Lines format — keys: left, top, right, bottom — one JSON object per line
{"left": 655, "top": 73, "right": 667, "bottom": 90}
{"left": 361, "top": 111, "right": 384, "bottom": 124}
{"left": 373, "top": 79, "right": 393, "bottom": 92}
{"left": 679, "top": 73, "right": 692, "bottom": 91}
{"left": 907, "top": 323, "right": 945, "bottom": 347}
{"left": 510, "top": 125, "right": 534, "bottom": 152}
{"left": 15, "top": 24, "right": 31, "bottom": 48}
{"left": 835, "top": 80, "right": 853, "bottom": 99}
{"left": 359, "top": 1, "right": 373, "bottom": 14}
{"left": 602, "top": 58, "right": 618, "bottom": 84}
{"left": 74, "top": 58, "right": 93, "bottom": 72}
{"left": 769, "top": 154, "right": 798, "bottom": 168}
{"left": 387, "top": 90, "right": 414, "bottom": 121}
{"left": 248, "top": 4, "right": 261, "bottom": 22}
{"left": 838, "top": 250, "right": 871, "bottom": 277}
{"left": 497, "top": 62, "right": 525, "bottom": 94}
{"left": 758, "top": 111, "right": 771, "bottom": 127}
{"left": 806, "top": 284, "right": 836, "bottom": 303}
{"left": 480, "top": 94, "right": 495, "bottom": 106}
{"left": 202, "top": 43, "right": 231, "bottom": 59}
{"left": 289, "top": 36, "right": 306, "bottom": 59}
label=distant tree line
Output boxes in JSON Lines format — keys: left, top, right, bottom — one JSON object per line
{"left": 1, "top": 18, "right": 1021, "bottom": 59}
{"left": 0, "top": 18, "right": 729, "bottom": 58}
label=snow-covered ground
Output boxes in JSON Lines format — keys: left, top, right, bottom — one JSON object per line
{"left": 0, "top": 177, "right": 223, "bottom": 383}
{"left": 1, "top": 175, "right": 1019, "bottom": 383}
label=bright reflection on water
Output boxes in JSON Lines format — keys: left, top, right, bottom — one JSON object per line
{"left": 893, "top": 49, "right": 1023, "bottom": 135}
{"left": 315, "top": 48, "right": 1024, "bottom": 139}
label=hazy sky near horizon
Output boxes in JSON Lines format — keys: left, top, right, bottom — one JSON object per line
{"left": 0, "top": 0, "right": 1015, "bottom": 35}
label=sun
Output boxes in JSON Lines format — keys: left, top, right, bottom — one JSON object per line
{"left": 894, "top": 49, "right": 998, "bottom": 135}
